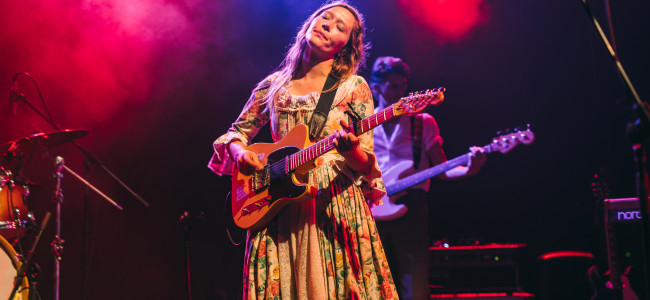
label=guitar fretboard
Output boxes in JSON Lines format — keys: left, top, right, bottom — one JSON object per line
{"left": 288, "top": 106, "right": 396, "bottom": 170}
{"left": 386, "top": 143, "right": 496, "bottom": 196}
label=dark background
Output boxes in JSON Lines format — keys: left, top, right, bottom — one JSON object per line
{"left": 1, "top": 0, "right": 649, "bottom": 298}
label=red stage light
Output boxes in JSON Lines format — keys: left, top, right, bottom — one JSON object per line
{"left": 397, "top": 0, "right": 488, "bottom": 43}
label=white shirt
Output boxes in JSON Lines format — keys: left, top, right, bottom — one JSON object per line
{"left": 373, "top": 112, "right": 444, "bottom": 192}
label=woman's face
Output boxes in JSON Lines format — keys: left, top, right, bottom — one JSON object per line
{"left": 306, "top": 6, "right": 356, "bottom": 59}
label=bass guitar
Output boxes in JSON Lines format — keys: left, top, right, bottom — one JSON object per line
{"left": 231, "top": 88, "right": 445, "bottom": 230}
{"left": 371, "top": 127, "right": 535, "bottom": 221}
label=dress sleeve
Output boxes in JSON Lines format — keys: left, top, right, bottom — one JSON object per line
{"left": 335, "top": 77, "right": 387, "bottom": 205}
{"left": 207, "top": 82, "right": 271, "bottom": 176}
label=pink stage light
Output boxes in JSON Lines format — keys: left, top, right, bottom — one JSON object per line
{"left": 397, "top": 0, "right": 489, "bottom": 43}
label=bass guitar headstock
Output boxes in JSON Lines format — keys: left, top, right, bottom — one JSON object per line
{"left": 489, "top": 125, "right": 535, "bottom": 154}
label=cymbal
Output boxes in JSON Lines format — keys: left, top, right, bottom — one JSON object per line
{"left": 1, "top": 129, "right": 88, "bottom": 154}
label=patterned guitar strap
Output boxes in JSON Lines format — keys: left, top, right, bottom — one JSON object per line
{"left": 411, "top": 113, "right": 423, "bottom": 169}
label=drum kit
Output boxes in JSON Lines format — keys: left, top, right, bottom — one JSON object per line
{"left": 0, "top": 129, "right": 87, "bottom": 300}
{"left": 3, "top": 72, "right": 151, "bottom": 300}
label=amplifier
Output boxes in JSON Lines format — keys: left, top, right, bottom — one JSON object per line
{"left": 601, "top": 197, "right": 648, "bottom": 299}
{"left": 430, "top": 292, "right": 534, "bottom": 299}
{"left": 604, "top": 197, "right": 643, "bottom": 223}
{"left": 429, "top": 244, "right": 526, "bottom": 294}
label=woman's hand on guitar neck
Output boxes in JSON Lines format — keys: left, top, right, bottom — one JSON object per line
{"left": 334, "top": 119, "right": 372, "bottom": 173}
{"left": 228, "top": 141, "right": 264, "bottom": 175}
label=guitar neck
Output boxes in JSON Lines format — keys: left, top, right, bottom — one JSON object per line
{"left": 605, "top": 210, "right": 624, "bottom": 294}
{"left": 386, "top": 142, "right": 497, "bottom": 196}
{"left": 593, "top": 180, "right": 624, "bottom": 297}
{"left": 288, "top": 106, "right": 396, "bottom": 170}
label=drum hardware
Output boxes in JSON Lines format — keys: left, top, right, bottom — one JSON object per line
{"left": 0, "top": 168, "right": 36, "bottom": 241}
{"left": 0, "top": 235, "right": 30, "bottom": 300}
{"left": 8, "top": 212, "right": 51, "bottom": 300}
{"left": 53, "top": 157, "right": 123, "bottom": 211}
{"left": 52, "top": 158, "right": 63, "bottom": 300}
{"left": 50, "top": 156, "right": 125, "bottom": 300}
{"left": 0, "top": 130, "right": 89, "bottom": 153}
{"left": 8, "top": 72, "right": 150, "bottom": 300}
{"left": 8, "top": 72, "right": 148, "bottom": 207}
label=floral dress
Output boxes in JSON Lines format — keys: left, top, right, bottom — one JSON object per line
{"left": 208, "top": 73, "right": 398, "bottom": 299}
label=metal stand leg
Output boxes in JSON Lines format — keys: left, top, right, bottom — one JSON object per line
{"left": 51, "top": 156, "right": 65, "bottom": 300}
{"left": 180, "top": 211, "right": 204, "bottom": 300}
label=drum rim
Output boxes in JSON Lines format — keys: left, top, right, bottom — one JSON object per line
{"left": 0, "top": 235, "right": 30, "bottom": 299}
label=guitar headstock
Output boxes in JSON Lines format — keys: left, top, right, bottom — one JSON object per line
{"left": 591, "top": 174, "right": 611, "bottom": 201}
{"left": 489, "top": 125, "right": 535, "bottom": 154}
{"left": 393, "top": 87, "right": 445, "bottom": 116}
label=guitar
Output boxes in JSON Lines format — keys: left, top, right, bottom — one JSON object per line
{"left": 231, "top": 88, "right": 445, "bottom": 230}
{"left": 589, "top": 178, "right": 639, "bottom": 300}
{"left": 370, "top": 128, "right": 535, "bottom": 221}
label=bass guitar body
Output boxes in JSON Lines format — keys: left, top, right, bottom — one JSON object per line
{"left": 231, "top": 124, "right": 317, "bottom": 230}
{"left": 370, "top": 161, "right": 412, "bottom": 221}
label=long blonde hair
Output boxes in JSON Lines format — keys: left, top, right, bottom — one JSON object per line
{"left": 257, "top": 0, "right": 369, "bottom": 104}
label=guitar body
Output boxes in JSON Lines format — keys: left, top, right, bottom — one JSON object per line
{"left": 229, "top": 87, "right": 446, "bottom": 229}
{"left": 588, "top": 265, "right": 639, "bottom": 300}
{"left": 371, "top": 200, "right": 408, "bottom": 221}
{"left": 231, "top": 124, "right": 318, "bottom": 230}
{"left": 371, "top": 161, "right": 413, "bottom": 221}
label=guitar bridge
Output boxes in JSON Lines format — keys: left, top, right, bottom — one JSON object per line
{"left": 251, "top": 166, "right": 271, "bottom": 192}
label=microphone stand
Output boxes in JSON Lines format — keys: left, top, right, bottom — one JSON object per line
{"left": 180, "top": 211, "right": 204, "bottom": 300}
{"left": 580, "top": 1, "right": 650, "bottom": 298}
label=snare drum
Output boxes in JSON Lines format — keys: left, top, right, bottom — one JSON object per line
{"left": 0, "top": 235, "right": 30, "bottom": 299}
{"left": 0, "top": 172, "right": 34, "bottom": 239}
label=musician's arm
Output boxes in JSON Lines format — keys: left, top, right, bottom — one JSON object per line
{"left": 208, "top": 80, "right": 271, "bottom": 176}
{"left": 228, "top": 140, "right": 264, "bottom": 175}
{"left": 431, "top": 144, "right": 486, "bottom": 180}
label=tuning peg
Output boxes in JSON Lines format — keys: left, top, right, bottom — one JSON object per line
{"left": 515, "top": 124, "right": 531, "bottom": 132}
{"left": 497, "top": 129, "right": 511, "bottom": 135}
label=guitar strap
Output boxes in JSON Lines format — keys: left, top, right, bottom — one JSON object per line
{"left": 308, "top": 73, "right": 339, "bottom": 141}
{"left": 411, "top": 114, "right": 423, "bottom": 169}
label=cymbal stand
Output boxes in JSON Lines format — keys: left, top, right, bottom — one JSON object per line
{"left": 9, "top": 74, "right": 149, "bottom": 207}
{"left": 51, "top": 157, "right": 64, "bottom": 300}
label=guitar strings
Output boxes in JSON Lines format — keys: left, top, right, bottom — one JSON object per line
{"left": 264, "top": 96, "right": 429, "bottom": 176}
